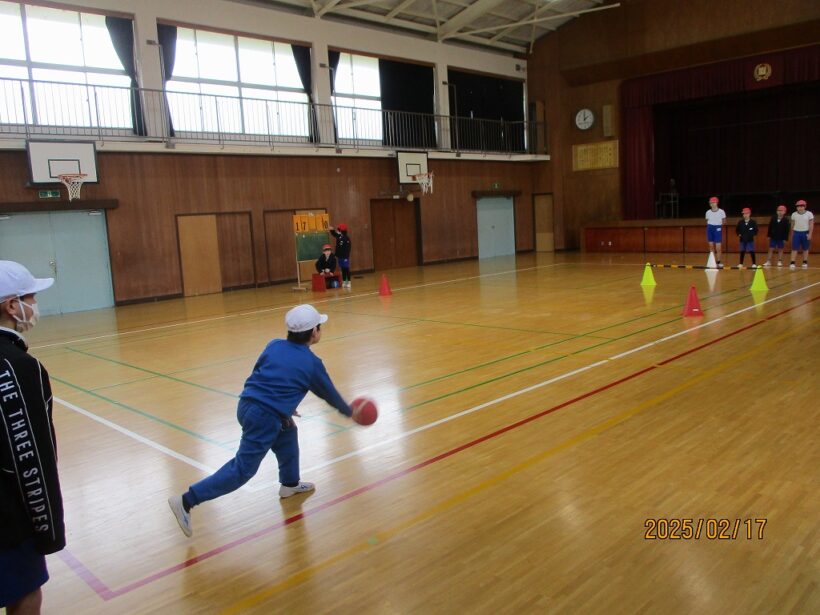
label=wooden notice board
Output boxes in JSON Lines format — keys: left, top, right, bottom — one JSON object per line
{"left": 572, "top": 140, "right": 619, "bottom": 171}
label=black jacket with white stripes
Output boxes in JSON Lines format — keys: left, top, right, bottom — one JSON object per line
{"left": 0, "top": 327, "right": 65, "bottom": 554}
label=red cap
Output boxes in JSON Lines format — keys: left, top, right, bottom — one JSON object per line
{"left": 337, "top": 223, "right": 348, "bottom": 231}
{"left": 777, "top": 205, "right": 787, "bottom": 212}
{"left": 709, "top": 196, "right": 719, "bottom": 204}
{"left": 741, "top": 207, "right": 751, "bottom": 214}
{"left": 796, "top": 199, "right": 807, "bottom": 207}
{"left": 322, "top": 244, "right": 331, "bottom": 251}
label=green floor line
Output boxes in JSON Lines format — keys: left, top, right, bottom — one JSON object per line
{"left": 65, "top": 346, "right": 240, "bottom": 400}
{"left": 395, "top": 282, "right": 800, "bottom": 413}
{"left": 52, "top": 376, "right": 233, "bottom": 449}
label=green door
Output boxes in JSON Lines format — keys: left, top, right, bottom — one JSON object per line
{"left": 0, "top": 211, "right": 113, "bottom": 315}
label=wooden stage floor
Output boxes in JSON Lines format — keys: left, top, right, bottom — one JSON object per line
{"left": 25, "top": 252, "right": 820, "bottom": 614}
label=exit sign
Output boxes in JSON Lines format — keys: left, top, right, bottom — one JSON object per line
{"left": 38, "top": 190, "right": 61, "bottom": 199}
{"left": 491, "top": 182, "right": 502, "bottom": 189}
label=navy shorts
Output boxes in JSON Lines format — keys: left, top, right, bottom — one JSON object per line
{"left": 338, "top": 257, "right": 350, "bottom": 269}
{"left": 739, "top": 241, "right": 754, "bottom": 251}
{"left": 769, "top": 239, "right": 784, "bottom": 249}
{"left": 0, "top": 539, "right": 49, "bottom": 607}
{"left": 707, "top": 225, "right": 722, "bottom": 243}
{"left": 792, "top": 231, "right": 809, "bottom": 251}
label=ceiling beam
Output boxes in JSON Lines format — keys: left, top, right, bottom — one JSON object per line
{"left": 444, "top": 2, "right": 620, "bottom": 40}
{"left": 331, "top": 5, "right": 527, "bottom": 52}
{"left": 386, "top": 0, "right": 417, "bottom": 20}
{"left": 436, "top": 0, "right": 508, "bottom": 40}
{"left": 317, "top": 0, "right": 345, "bottom": 17}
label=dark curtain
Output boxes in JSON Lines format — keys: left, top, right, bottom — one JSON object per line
{"left": 328, "top": 51, "right": 341, "bottom": 94}
{"left": 378, "top": 59, "right": 436, "bottom": 148}
{"left": 622, "top": 44, "right": 820, "bottom": 219}
{"left": 653, "top": 83, "right": 820, "bottom": 216}
{"left": 446, "top": 69, "right": 524, "bottom": 152}
{"left": 292, "top": 45, "right": 318, "bottom": 143}
{"left": 157, "top": 24, "right": 177, "bottom": 137}
{"left": 622, "top": 106, "right": 655, "bottom": 220}
{"left": 105, "top": 17, "right": 145, "bottom": 135}
{"left": 328, "top": 50, "right": 341, "bottom": 144}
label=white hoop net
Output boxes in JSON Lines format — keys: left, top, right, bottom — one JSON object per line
{"left": 59, "top": 173, "right": 87, "bottom": 202}
{"left": 412, "top": 172, "right": 434, "bottom": 194}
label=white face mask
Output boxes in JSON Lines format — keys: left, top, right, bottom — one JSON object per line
{"left": 12, "top": 298, "right": 39, "bottom": 332}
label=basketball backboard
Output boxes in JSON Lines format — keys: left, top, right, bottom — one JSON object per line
{"left": 27, "top": 141, "right": 99, "bottom": 184}
{"left": 397, "top": 151, "right": 428, "bottom": 185}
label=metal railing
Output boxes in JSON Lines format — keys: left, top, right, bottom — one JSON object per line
{"left": 0, "top": 77, "right": 547, "bottom": 155}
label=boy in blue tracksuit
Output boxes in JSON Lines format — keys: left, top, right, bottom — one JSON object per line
{"left": 169, "top": 304, "right": 352, "bottom": 537}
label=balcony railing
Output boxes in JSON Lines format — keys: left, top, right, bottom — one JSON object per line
{"left": 0, "top": 77, "right": 547, "bottom": 155}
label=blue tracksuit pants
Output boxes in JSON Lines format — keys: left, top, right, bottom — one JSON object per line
{"left": 186, "top": 399, "right": 299, "bottom": 505}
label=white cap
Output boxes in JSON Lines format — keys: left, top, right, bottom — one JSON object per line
{"left": 285, "top": 304, "right": 328, "bottom": 332}
{"left": 0, "top": 261, "right": 54, "bottom": 302}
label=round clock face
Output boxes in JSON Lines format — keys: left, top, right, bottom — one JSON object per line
{"left": 575, "top": 108, "right": 594, "bottom": 130}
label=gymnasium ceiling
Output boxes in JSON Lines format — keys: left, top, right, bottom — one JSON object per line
{"left": 233, "top": 0, "right": 614, "bottom": 55}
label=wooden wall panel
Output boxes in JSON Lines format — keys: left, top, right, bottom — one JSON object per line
{"left": 0, "top": 150, "right": 535, "bottom": 302}
{"left": 645, "top": 227, "right": 684, "bottom": 252}
{"left": 527, "top": 0, "right": 820, "bottom": 250}
{"left": 684, "top": 226, "right": 710, "bottom": 254}
{"left": 264, "top": 210, "right": 298, "bottom": 283}
{"left": 370, "top": 199, "right": 397, "bottom": 271}
{"left": 216, "top": 212, "right": 255, "bottom": 289}
{"left": 177, "top": 215, "right": 222, "bottom": 296}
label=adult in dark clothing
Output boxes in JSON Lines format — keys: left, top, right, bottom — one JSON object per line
{"left": 763, "top": 204, "right": 790, "bottom": 267}
{"left": 735, "top": 207, "right": 759, "bottom": 268}
{"left": 329, "top": 224, "right": 352, "bottom": 288}
{"left": 0, "top": 261, "right": 65, "bottom": 615}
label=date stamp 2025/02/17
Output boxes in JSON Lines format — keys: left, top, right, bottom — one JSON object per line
{"left": 644, "top": 518, "right": 767, "bottom": 540}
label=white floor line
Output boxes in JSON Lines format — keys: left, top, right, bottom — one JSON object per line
{"left": 55, "top": 396, "right": 218, "bottom": 475}
{"left": 297, "top": 280, "right": 820, "bottom": 476}
{"left": 56, "top": 279, "right": 819, "bottom": 489}
{"left": 32, "top": 262, "right": 567, "bottom": 350}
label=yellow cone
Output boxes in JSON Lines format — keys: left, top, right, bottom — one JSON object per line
{"left": 640, "top": 263, "right": 657, "bottom": 287}
{"left": 642, "top": 285, "right": 656, "bottom": 306}
{"left": 750, "top": 267, "right": 768, "bottom": 291}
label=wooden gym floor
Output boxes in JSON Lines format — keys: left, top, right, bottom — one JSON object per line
{"left": 24, "top": 252, "right": 819, "bottom": 614}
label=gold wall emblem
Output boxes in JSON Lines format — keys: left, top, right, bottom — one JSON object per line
{"left": 753, "top": 63, "right": 772, "bottom": 82}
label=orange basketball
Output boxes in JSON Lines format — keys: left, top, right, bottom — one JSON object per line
{"left": 351, "top": 396, "right": 378, "bottom": 426}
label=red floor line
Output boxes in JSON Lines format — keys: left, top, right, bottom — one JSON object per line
{"left": 61, "top": 295, "right": 819, "bottom": 600}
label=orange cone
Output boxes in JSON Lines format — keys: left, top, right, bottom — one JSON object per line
{"left": 379, "top": 274, "right": 392, "bottom": 296}
{"left": 682, "top": 285, "right": 703, "bottom": 317}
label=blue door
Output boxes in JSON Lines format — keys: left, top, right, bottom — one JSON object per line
{"left": 476, "top": 197, "right": 516, "bottom": 259}
{"left": 0, "top": 211, "right": 113, "bottom": 315}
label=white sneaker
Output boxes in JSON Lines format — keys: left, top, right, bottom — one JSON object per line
{"left": 802, "top": 262, "right": 809, "bottom": 269}
{"left": 737, "top": 264, "right": 744, "bottom": 269}
{"left": 763, "top": 261, "right": 771, "bottom": 267}
{"left": 777, "top": 261, "right": 783, "bottom": 267}
{"left": 790, "top": 263, "right": 796, "bottom": 270}
{"left": 751, "top": 264, "right": 758, "bottom": 269}
{"left": 168, "top": 495, "right": 192, "bottom": 537}
{"left": 279, "top": 481, "right": 315, "bottom": 498}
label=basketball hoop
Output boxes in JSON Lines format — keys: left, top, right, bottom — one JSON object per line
{"left": 58, "top": 173, "right": 88, "bottom": 202}
{"left": 411, "top": 172, "right": 434, "bottom": 194}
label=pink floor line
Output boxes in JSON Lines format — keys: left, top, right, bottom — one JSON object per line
{"left": 58, "top": 295, "right": 819, "bottom": 600}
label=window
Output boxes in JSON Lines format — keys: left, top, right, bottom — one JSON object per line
{"left": 332, "top": 52, "right": 382, "bottom": 142}
{"left": 0, "top": 1, "right": 130, "bottom": 129}
{"left": 166, "top": 27, "right": 309, "bottom": 137}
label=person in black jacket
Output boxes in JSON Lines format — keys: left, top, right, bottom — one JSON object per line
{"left": 763, "top": 204, "right": 790, "bottom": 267}
{"left": 735, "top": 207, "right": 759, "bottom": 268}
{"left": 0, "top": 261, "right": 65, "bottom": 614}
{"left": 329, "top": 223, "right": 352, "bottom": 288}
{"left": 315, "top": 244, "right": 339, "bottom": 289}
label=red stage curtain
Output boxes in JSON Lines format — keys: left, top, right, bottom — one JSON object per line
{"left": 622, "top": 106, "right": 654, "bottom": 219}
